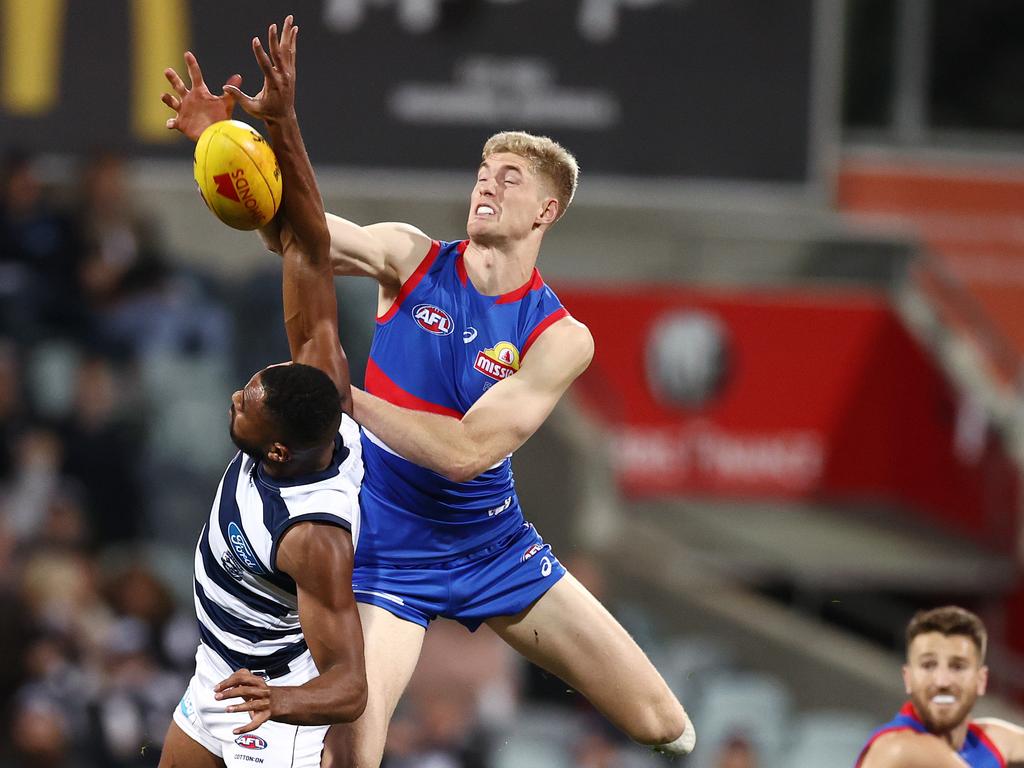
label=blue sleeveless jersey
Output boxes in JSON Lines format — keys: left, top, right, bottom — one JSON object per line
{"left": 855, "top": 702, "right": 1005, "bottom": 768}
{"left": 357, "top": 239, "right": 569, "bottom": 565}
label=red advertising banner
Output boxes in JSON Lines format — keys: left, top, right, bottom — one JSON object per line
{"left": 557, "top": 284, "right": 1019, "bottom": 547}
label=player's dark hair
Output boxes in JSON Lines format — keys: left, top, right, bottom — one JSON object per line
{"left": 906, "top": 605, "right": 987, "bottom": 663}
{"left": 259, "top": 364, "right": 342, "bottom": 450}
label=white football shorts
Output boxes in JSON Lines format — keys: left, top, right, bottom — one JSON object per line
{"left": 173, "top": 643, "right": 328, "bottom": 768}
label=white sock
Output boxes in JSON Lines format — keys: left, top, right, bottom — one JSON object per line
{"left": 651, "top": 717, "right": 696, "bottom": 756}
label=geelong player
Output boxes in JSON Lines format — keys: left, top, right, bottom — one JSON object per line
{"left": 164, "top": 22, "right": 695, "bottom": 766}
{"left": 856, "top": 606, "right": 1024, "bottom": 768}
{"left": 159, "top": 20, "right": 367, "bottom": 768}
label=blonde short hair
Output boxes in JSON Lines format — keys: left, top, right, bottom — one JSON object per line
{"left": 481, "top": 131, "right": 579, "bottom": 220}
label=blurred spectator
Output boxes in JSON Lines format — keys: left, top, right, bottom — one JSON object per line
{"left": 0, "top": 149, "right": 87, "bottom": 342}
{"left": 88, "top": 616, "right": 183, "bottom": 767}
{"left": 57, "top": 356, "right": 145, "bottom": 545}
{"left": 75, "top": 152, "right": 229, "bottom": 359}
{"left": 10, "top": 694, "right": 75, "bottom": 768}
{"left": 714, "top": 733, "right": 759, "bottom": 768}
{"left": 0, "top": 339, "right": 28, "bottom": 483}
{"left": 76, "top": 152, "right": 166, "bottom": 316}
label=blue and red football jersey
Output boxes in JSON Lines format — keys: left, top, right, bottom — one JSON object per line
{"left": 357, "top": 239, "right": 570, "bottom": 565}
{"left": 855, "top": 702, "right": 1005, "bottom": 768}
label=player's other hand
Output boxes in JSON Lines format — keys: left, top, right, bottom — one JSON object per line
{"left": 224, "top": 16, "right": 299, "bottom": 124}
{"left": 214, "top": 668, "right": 276, "bottom": 734}
{"left": 162, "top": 52, "right": 242, "bottom": 141}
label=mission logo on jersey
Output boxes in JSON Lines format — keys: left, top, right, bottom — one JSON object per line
{"left": 412, "top": 304, "right": 454, "bottom": 335}
{"left": 475, "top": 342, "right": 521, "bottom": 381}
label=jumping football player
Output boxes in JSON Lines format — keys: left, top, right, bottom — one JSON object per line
{"left": 160, "top": 19, "right": 366, "bottom": 768}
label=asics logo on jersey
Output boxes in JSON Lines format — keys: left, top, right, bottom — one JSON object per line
{"left": 463, "top": 327, "right": 478, "bottom": 343}
{"left": 234, "top": 735, "right": 267, "bottom": 750}
{"left": 228, "top": 522, "right": 265, "bottom": 574}
{"left": 412, "top": 304, "right": 454, "bottom": 335}
{"left": 474, "top": 342, "right": 520, "bottom": 381}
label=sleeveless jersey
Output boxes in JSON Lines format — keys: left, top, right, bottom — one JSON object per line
{"left": 358, "top": 239, "right": 569, "bottom": 565}
{"left": 193, "top": 414, "right": 362, "bottom": 674}
{"left": 855, "top": 702, "right": 1006, "bottom": 768}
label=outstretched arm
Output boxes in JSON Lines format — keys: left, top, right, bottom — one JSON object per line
{"left": 214, "top": 522, "right": 366, "bottom": 731}
{"left": 223, "top": 17, "right": 350, "bottom": 408}
{"left": 352, "top": 317, "right": 593, "bottom": 482}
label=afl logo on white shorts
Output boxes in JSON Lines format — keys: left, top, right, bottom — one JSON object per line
{"left": 412, "top": 304, "right": 454, "bottom": 335}
{"left": 235, "top": 735, "right": 268, "bottom": 750}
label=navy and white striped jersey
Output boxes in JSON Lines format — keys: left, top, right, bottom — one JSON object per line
{"left": 193, "top": 413, "right": 362, "bottom": 674}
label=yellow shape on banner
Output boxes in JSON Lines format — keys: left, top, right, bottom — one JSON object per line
{"left": 133, "top": 0, "right": 189, "bottom": 142}
{"left": 2, "top": 0, "right": 65, "bottom": 115}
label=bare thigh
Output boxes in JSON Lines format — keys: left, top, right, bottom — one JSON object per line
{"left": 158, "top": 722, "right": 224, "bottom": 768}
{"left": 486, "top": 571, "right": 686, "bottom": 745}
{"left": 322, "top": 603, "right": 426, "bottom": 768}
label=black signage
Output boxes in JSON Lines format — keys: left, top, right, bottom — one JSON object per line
{"left": 0, "top": 0, "right": 819, "bottom": 182}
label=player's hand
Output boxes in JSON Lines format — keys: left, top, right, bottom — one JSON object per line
{"left": 224, "top": 16, "right": 299, "bottom": 123}
{"left": 214, "top": 669, "right": 276, "bottom": 734}
{"left": 162, "top": 52, "right": 243, "bottom": 141}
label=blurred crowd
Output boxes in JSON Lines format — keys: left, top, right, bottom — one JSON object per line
{"left": 0, "top": 148, "right": 228, "bottom": 767}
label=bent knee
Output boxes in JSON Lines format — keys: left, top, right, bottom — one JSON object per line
{"left": 628, "top": 696, "right": 688, "bottom": 746}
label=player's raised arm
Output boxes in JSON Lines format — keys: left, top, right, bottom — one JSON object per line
{"left": 162, "top": 40, "right": 431, "bottom": 297}
{"left": 223, "top": 17, "right": 350, "bottom": 409}
{"left": 352, "top": 316, "right": 593, "bottom": 482}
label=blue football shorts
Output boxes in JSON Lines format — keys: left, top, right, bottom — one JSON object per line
{"left": 352, "top": 522, "right": 566, "bottom": 631}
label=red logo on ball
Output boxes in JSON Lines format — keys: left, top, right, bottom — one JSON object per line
{"left": 213, "top": 173, "right": 240, "bottom": 202}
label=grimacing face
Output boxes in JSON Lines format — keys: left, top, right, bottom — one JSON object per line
{"left": 466, "top": 152, "right": 558, "bottom": 246}
{"left": 903, "top": 631, "right": 988, "bottom": 735}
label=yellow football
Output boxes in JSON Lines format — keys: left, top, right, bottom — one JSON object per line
{"left": 193, "top": 120, "right": 282, "bottom": 231}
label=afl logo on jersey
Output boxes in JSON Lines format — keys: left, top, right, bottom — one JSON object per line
{"left": 474, "top": 342, "right": 521, "bottom": 381}
{"left": 412, "top": 304, "right": 454, "bottom": 336}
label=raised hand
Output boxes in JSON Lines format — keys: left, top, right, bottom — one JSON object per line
{"left": 162, "top": 52, "right": 243, "bottom": 141}
{"left": 223, "top": 16, "right": 299, "bottom": 123}
{"left": 214, "top": 669, "right": 277, "bottom": 735}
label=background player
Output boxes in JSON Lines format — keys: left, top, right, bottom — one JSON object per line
{"left": 163, "top": 35, "right": 695, "bottom": 768}
{"left": 159, "top": 18, "right": 367, "bottom": 768}
{"left": 857, "top": 605, "right": 1024, "bottom": 767}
